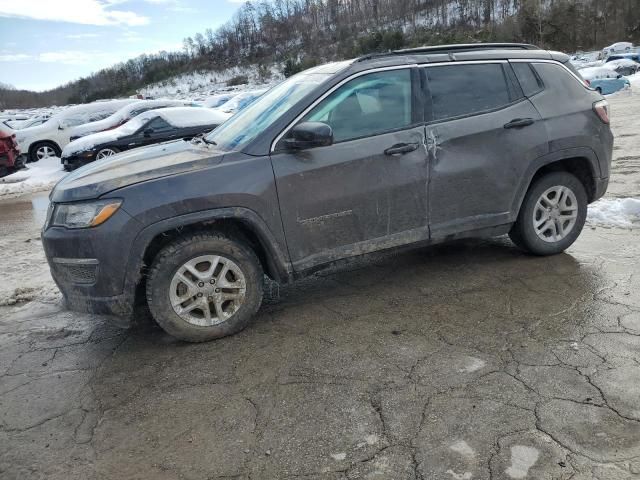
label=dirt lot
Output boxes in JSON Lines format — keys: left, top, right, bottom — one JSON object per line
{"left": 1, "top": 93, "right": 639, "bottom": 479}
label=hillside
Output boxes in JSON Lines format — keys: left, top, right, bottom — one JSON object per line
{"left": 1, "top": 0, "right": 639, "bottom": 109}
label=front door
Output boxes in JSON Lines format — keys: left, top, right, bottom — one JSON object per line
{"left": 271, "top": 68, "right": 429, "bottom": 272}
{"left": 423, "top": 62, "right": 549, "bottom": 238}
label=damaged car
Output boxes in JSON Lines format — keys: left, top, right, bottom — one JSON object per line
{"left": 43, "top": 43, "right": 612, "bottom": 342}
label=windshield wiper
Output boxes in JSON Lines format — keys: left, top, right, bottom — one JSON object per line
{"left": 201, "top": 136, "right": 217, "bottom": 146}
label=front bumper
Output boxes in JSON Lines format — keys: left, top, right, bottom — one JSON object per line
{"left": 42, "top": 206, "right": 142, "bottom": 317}
{"left": 61, "top": 153, "right": 93, "bottom": 170}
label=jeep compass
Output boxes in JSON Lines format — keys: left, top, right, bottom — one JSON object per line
{"left": 42, "top": 44, "right": 613, "bottom": 342}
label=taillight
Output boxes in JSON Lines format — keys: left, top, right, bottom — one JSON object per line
{"left": 584, "top": 79, "right": 591, "bottom": 87}
{"left": 593, "top": 100, "right": 610, "bottom": 124}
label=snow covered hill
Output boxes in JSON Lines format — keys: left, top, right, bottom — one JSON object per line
{"left": 139, "top": 64, "right": 283, "bottom": 99}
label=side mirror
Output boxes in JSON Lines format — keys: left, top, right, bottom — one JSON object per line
{"left": 143, "top": 128, "right": 154, "bottom": 137}
{"left": 58, "top": 122, "right": 65, "bottom": 130}
{"left": 283, "top": 122, "right": 333, "bottom": 150}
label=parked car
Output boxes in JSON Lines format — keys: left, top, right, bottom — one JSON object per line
{"left": 215, "top": 89, "right": 267, "bottom": 115}
{"left": 202, "top": 93, "right": 237, "bottom": 108}
{"left": 43, "top": 43, "right": 612, "bottom": 343}
{"left": 605, "top": 52, "right": 640, "bottom": 64}
{"left": 0, "top": 127, "right": 24, "bottom": 177}
{"left": 70, "top": 100, "right": 190, "bottom": 140}
{"left": 580, "top": 66, "right": 631, "bottom": 94}
{"left": 3, "top": 115, "right": 51, "bottom": 130}
{"left": 61, "top": 107, "right": 228, "bottom": 170}
{"left": 603, "top": 42, "right": 634, "bottom": 56}
{"left": 13, "top": 100, "right": 135, "bottom": 162}
{"left": 603, "top": 58, "right": 640, "bottom": 77}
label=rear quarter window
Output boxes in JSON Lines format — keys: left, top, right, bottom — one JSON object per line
{"left": 512, "top": 63, "right": 544, "bottom": 97}
{"left": 531, "top": 63, "right": 588, "bottom": 101}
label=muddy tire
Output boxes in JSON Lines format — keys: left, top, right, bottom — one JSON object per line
{"left": 146, "top": 232, "right": 263, "bottom": 342}
{"left": 29, "top": 141, "right": 60, "bottom": 163}
{"left": 510, "top": 172, "right": 588, "bottom": 256}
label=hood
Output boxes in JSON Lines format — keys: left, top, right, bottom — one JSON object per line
{"left": 51, "top": 139, "right": 225, "bottom": 203}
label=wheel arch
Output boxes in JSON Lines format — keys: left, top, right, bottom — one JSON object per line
{"left": 29, "top": 139, "right": 61, "bottom": 158}
{"left": 126, "top": 207, "right": 293, "bottom": 309}
{"left": 512, "top": 148, "right": 600, "bottom": 218}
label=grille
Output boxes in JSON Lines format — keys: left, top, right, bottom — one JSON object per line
{"left": 54, "top": 261, "right": 98, "bottom": 285}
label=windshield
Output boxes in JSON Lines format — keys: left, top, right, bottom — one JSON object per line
{"left": 205, "top": 73, "right": 332, "bottom": 152}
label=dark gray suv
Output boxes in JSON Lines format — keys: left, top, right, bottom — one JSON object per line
{"left": 42, "top": 43, "right": 613, "bottom": 342}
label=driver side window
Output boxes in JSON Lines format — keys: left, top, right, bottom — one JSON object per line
{"left": 301, "top": 69, "right": 413, "bottom": 143}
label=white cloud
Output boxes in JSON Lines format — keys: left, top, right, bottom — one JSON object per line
{"left": 0, "top": 53, "right": 31, "bottom": 62}
{"left": 0, "top": 0, "right": 149, "bottom": 26}
{"left": 66, "top": 33, "right": 101, "bottom": 39}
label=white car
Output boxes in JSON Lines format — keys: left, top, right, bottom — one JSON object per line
{"left": 603, "top": 42, "right": 634, "bottom": 56}
{"left": 202, "top": 93, "right": 237, "bottom": 109}
{"left": 71, "top": 99, "right": 190, "bottom": 139}
{"left": 214, "top": 89, "right": 267, "bottom": 116}
{"left": 14, "top": 99, "right": 135, "bottom": 162}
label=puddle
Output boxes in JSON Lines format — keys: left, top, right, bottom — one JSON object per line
{"left": 0, "top": 193, "right": 49, "bottom": 235}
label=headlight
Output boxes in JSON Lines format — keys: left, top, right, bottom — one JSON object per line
{"left": 51, "top": 199, "right": 122, "bottom": 229}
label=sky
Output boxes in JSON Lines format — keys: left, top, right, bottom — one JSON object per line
{"left": 0, "top": 0, "right": 245, "bottom": 91}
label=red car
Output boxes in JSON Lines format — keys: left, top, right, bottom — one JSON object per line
{"left": 0, "top": 128, "right": 24, "bottom": 177}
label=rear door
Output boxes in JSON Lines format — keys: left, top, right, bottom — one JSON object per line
{"left": 423, "top": 61, "right": 549, "bottom": 238}
{"left": 271, "top": 67, "right": 429, "bottom": 272}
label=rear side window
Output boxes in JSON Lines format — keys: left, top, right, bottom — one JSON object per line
{"left": 425, "top": 63, "right": 511, "bottom": 121}
{"left": 512, "top": 63, "right": 544, "bottom": 97}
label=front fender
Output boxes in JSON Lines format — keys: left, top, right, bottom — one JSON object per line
{"left": 124, "top": 206, "right": 294, "bottom": 293}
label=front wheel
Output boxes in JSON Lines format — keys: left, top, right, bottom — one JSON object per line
{"left": 510, "top": 172, "right": 588, "bottom": 256}
{"left": 146, "top": 232, "right": 264, "bottom": 342}
{"left": 95, "top": 147, "right": 119, "bottom": 161}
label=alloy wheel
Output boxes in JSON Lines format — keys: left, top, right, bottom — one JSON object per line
{"left": 169, "top": 254, "right": 247, "bottom": 326}
{"left": 36, "top": 145, "right": 56, "bottom": 160}
{"left": 96, "top": 148, "right": 117, "bottom": 160}
{"left": 533, "top": 185, "right": 579, "bottom": 243}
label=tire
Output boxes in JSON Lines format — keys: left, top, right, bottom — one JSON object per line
{"left": 595, "top": 87, "right": 603, "bottom": 94}
{"left": 146, "top": 232, "right": 264, "bottom": 342}
{"left": 509, "top": 171, "right": 588, "bottom": 256}
{"left": 29, "top": 141, "right": 61, "bottom": 163}
{"left": 95, "top": 146, "right": 119, "bottom": 161}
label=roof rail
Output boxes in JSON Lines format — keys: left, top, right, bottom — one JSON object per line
{"left": 356, "top": 43, "right": 541, "bottom": 62}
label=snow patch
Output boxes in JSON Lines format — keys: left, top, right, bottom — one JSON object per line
{"left": 0, "top": 156, "right": 66, "bottom": 198}
{"left": 446, "top": 470, "right": 472, "bottom": 480}
{"left": 330, "top": 452, "right": 346, "bottom": 461}
{"left": 458, "top": 357, "right": 486, "bottom": 373}
{"left": 587, "top": 198, "right": 640, "bottom": 228}
{"left": 505, "top": 445, "right": 540, "bottom": 479}
{"left": 0, "top": 285, "right": 62, "bottom": 306}
{"left": 450, "top": 440, "right": 475, "bottom": 457}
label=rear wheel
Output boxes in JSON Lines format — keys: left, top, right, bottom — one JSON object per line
{"left": 510, "top": 172, "right": 588, "bottom": 256}
{"left": 29, "top": 141, "right": 60, "bottom": 163}
{"left": 595, "top": 87, "right": 603, "bottom": 94}
{"left": 146, "top": 232, "right": 264, "bottom": 342}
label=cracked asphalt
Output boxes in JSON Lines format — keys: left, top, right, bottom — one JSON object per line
{"left": 1, "top": 92, "right": 640, "bottom": 479}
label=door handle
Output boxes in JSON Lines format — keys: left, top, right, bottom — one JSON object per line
{"left": 384, "top": 143, "right": 419, "bottom": 156}
{"left": 504, "top": 118, "right": 535, "bottom": 129}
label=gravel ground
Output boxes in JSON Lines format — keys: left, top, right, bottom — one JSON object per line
{"left": 0, "top": 92, "right": 639, "bottom": 479}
